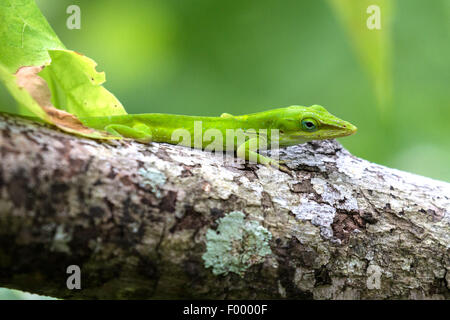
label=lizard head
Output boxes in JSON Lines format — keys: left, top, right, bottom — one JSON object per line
{"left": 273, "top": 105, "right": 357, "bottom": 147}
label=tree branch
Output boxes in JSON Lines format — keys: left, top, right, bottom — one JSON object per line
{"left": 0, "top": 113, "right": 448, "bottom": 299}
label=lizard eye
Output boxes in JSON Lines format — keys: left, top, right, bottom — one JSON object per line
{"left": 301, "top": 118, "right": 318, "bottom": 132}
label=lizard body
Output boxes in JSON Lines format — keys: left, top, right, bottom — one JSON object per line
{"left": 80, "top": 105, "right": 357, "bottom": 171}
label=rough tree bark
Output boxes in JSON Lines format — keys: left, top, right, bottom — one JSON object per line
{"left": 0, "top": 113, "right": 448, "bottom": 299}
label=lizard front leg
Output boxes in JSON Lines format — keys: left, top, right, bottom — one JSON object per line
{"left": 236, "top": 137, "right": 289, "bottom": 173}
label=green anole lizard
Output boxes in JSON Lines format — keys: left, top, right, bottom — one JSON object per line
{"left": 80, "top": 105, "right": 357, "bottom": 172}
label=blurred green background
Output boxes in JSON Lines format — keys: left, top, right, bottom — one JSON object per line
{"left": 0, "top": 0, "right": 449, "bottom": 299}
{"left": 2, "top": 0, "right": 449, "bottom": 181}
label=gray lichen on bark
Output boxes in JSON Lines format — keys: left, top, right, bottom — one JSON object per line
{"left": 0, "top": 113, "right": 449, "bottom": 299}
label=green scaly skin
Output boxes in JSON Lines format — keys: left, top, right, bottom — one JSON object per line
{"left": 80, "top": 105, "right": 357, "bottom": 172}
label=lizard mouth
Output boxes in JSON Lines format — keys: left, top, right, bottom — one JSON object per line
{"left": 322, "top": 121, "right": 358, "bottom": 138}
{"left": 341, "top": 123, "right": 358, "bottom": 136}
{"left": 277, "top": 122, "right": 357, "bottom": 146}
{"left": 286, "top": 125, "right": 357, "bottom": 140}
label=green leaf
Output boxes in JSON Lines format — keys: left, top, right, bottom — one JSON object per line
{"left": 0, "top": 1, "right": 126, "bottom": 138}
{"left": 0, "top": 63, "right": 119, "bottom": 140}
{"left": 0, "top": 0, "right": 65, "bottom": 73}
{"left": 39, "top": 49, "right": 128, "bottom": 117}
{"left": 0, "top": 63, "right": 47, "bottom": 118}
{"left": 328, "top": 0, "right": 393, "bottom": 114}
